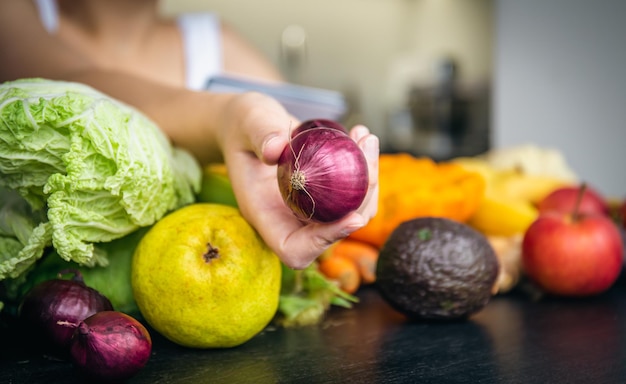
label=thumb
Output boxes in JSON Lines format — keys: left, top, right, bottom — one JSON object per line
{"left": 237, "top": 94, "right": 297, "bottom": 164}
{"left": 259, "top": 132, "right": 290, "bottom": 165}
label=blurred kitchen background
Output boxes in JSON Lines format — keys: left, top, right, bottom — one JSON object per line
{"left": 161, "top": 0, "right": 626, "bottom": 197}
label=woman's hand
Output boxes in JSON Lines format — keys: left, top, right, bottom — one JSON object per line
{"left": 219, "top": 92, "right": 379, "bottom": 269}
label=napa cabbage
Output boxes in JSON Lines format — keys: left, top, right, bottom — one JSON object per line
{"left": 0, "top": 78, "right": 201, "bottom": 281}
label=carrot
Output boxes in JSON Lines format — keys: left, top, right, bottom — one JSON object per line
{"left": 318, "top": 254, "right": 361, "bottom": 294}
{"left": 328, "top": 238, "right": 379, "bottom": 285}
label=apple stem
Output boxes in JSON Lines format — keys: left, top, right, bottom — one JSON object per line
{"left": 572, "top": 183, "right": 587, "bottom": 221}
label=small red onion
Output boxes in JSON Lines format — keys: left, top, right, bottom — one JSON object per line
{"left": 277, "top": 123, "right": 369, "bottom": 223}
{"left": 18, "top": 269, "right": 113, "bottom": 354}
{"left": 69, "top": 311, "right": 152, "bottom": 382}
{"left": 291, "top": 119, "right": 348, "bottom": 137}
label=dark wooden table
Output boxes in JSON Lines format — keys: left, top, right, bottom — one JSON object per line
{"left": 3, "top": 277, "right": 626, "bottom": 384}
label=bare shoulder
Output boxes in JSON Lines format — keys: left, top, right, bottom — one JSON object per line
{"left": 0, "top": 0, "right": 39, "bottom": 25}
{"left": 0, "top": 0, "right": 90, "bottom": 82}
{"left": 0, "top": 1, "right": 39, "bottom": 78}
{"left": 220, "top": 21, "right": 283, "bottom": 82}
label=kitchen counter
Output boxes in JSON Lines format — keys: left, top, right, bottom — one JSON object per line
{"left": 3, "top": 278, "right": 626, "bottom": 384}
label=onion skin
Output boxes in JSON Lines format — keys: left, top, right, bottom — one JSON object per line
{"left": 70, "top": 311, "right": 152, "bottom": 382}
{"left": 18, "top": 270, "right": 114, "bottom": 355}
{"left": 277, "top": 125, "right": 369, "bottom": 223}
{"left": 291, "top": 119, "right": 348, "bottom": 137}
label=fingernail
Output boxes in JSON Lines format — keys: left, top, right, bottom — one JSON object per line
{"left": 262, "top": 133, "right": 279, "bottom": 151}
{"left": 364, "top": 135, "right": 379, "bottom": 159}
{"left": 351, "top": 125, "right": 370, "bottom": 137}
{"left": 341, "top": 219, "right": 366, "bottom": 238}
{"left": 260, "top": 133, "right": 280, "bottom": 161}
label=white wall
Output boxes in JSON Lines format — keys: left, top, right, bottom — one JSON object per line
{"left": 161, "top": 0, "right": 493, "bottom": 151}
{"left": 494, "top": 0, "right": 626, "bottom": 197}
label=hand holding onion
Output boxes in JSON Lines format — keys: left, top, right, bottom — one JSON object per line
{"left": 277, "top": 120, "right": 369, "bottom": 223}
{"left": 217, "top": 94, "right": 378, "bottom": 269}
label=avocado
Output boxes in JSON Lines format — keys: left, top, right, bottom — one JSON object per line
{"left": 376, "top": 217, "right": 499, "bottom": 320}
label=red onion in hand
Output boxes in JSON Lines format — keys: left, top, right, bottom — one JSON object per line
{"left": 69, "top": 311, "right": 152, "bottom": 382}
{"left": 18, "top": 269, "right": 113, "bottom": 354}
{"left": 277, "top": 122, "right": 369, "bottom": 223}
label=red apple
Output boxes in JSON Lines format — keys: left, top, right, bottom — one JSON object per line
{"left": 620, "top": 200, "right": 626, "bottom": 228}
{"left": 538, "top": 184, "right": 609, "bottom": 216}
{"left": 522, "top": 208, "right": 624, "bottom": 296}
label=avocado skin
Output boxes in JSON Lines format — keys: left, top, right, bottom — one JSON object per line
{"left": 376, "top": 217, "right": 499, "bottom": 320}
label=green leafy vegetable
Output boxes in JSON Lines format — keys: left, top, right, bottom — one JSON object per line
{"left": 275, "top": 263, "right": 358, "bottom": 327}
{"left": 11, "top": 227, "right": 149, "bottom": 315}
{"left": 0, "top": 78, "right": 201, "bottom": 281}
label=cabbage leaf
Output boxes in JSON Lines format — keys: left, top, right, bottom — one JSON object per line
{"left": 0, "top": 78, "right": 201, "bottom": 279}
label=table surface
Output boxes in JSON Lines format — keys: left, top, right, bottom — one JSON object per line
{"left": 3, "top": 277, "right": 626, "bottom": 384}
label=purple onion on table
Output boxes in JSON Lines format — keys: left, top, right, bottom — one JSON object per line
{"left": 18, "top": 269, "right": 114, "bottom": 354}
{"left": 69, "top": 311, "right": 152, "bottom": 382}
{"left": 277, "top": 121, "right": 369, "bottom": 223}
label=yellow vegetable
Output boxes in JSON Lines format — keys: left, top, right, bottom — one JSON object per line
{"left": 468, "top": 195, "right": 538, "bottom": 237}
{"left": 489, "top": 170, "right": 572, "bottom": 205}
{"left": 349, "top": 154, "right": 485, "bottom": 248}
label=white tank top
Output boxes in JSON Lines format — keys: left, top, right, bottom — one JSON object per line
{"left": 33, "top": 0, "right": 222, "bottom": 90}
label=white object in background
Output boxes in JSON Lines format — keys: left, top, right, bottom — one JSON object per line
{"left": 482, "top": 144, "right": 579, "bottom": 182}
{"left": 281, "top": 24, "right": 308, "bottom": 84}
